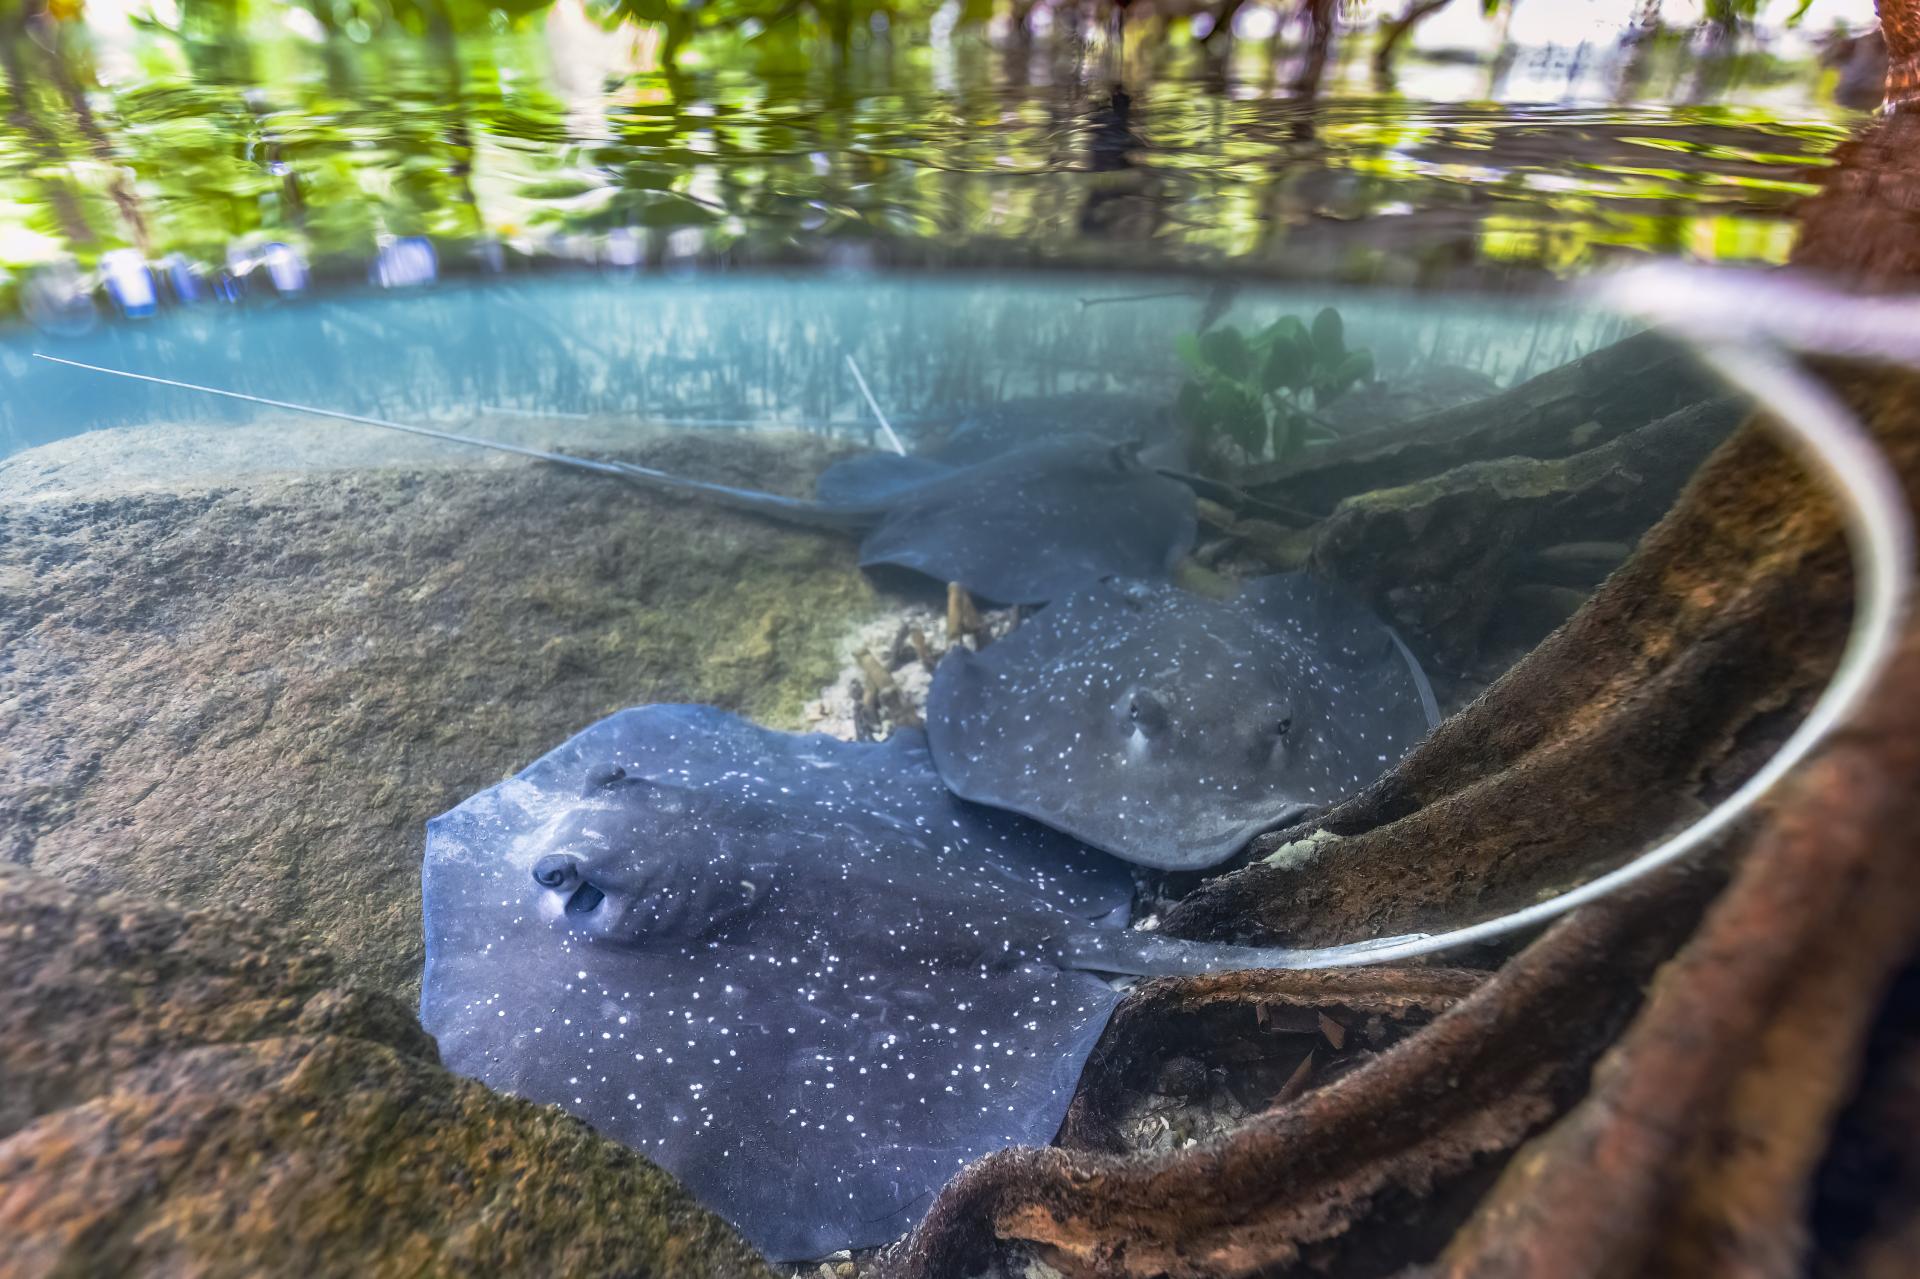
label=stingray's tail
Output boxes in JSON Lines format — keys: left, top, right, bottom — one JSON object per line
{"left": 1387, "top": 628, "right": 1443, "bottom": 729}
{"left": 1065, "top": 924, "right": 1434, "bottom": 977}
{"left": 32, "top": 355, "right": 875, "bottom": 533}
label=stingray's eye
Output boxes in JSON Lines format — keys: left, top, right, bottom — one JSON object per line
{"left": 1126, "top": 690, "right": 1171, "bottom": 738}
{"left": 585, "top": 764, "right": 627, "bottom": 788}
{"left": 1275, "top": 716, "right": 1293, "bottom": 738}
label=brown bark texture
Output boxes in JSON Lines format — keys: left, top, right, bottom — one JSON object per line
{"left": 878, "top": 42, "right": 1920, "bottom": 1279}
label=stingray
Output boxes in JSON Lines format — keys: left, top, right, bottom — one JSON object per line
{"left": 420, "top": 703, "right": 1406, "bottom": 1259}
{"left": 925, "top": 573, "right": 1441, "bottom": 871}
{"left": 802, "top": 436, "right": 1197, "bottom": 604}
{"left": 35, "top": 357, "right": 1197, "bottom": 607}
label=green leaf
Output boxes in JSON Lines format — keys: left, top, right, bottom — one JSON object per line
{"left": 1261, "top": 330, "right": 1311, "bottom": 393}
{"left": 1310, "top": 307, "right": 1345, "bottom": 365}
{"left": 1258, "top": 315, "right": 1308, "bottom": 352}
{"left": 1315, "top": 348, "right": 1375, "bottom": 405}
{"left": 1199, "top": 326, "right": 1252, "bottom": 380}
{"left": 1209, "top": 383, "right": 1265, "bottom": 454}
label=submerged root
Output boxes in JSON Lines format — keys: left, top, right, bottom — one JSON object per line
{"left": 856, "top": 648, "right": 923, "bottom": 730}
{"left": 1164, "top": 362, "right": 1920, "bottom": 950}
{"left": 878, "top": 864, "right": 1720, "bottom": 1279}
{"left": 1057, "top": 967, "right": 1483, "bottom": 1157}
{"left": 882, "top": 108, "right": 1920, "bottom": 1269}
{"left": 1306, "top": 395, "right": 1743, "bottom": 670}
{"left": 1426, "top": 620, "right": 1920, "bottom": 1278}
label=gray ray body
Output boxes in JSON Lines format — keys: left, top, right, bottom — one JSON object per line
{"left": 804, "top": 437, "right": 1197, "bottom": 604}
{"left": 924, "top": 574, "right": 1441, "bottom": 871}
{"left": 419, "top": 704, "right": 1429, "bottom": 1258}
{"left": 419, "top": 705, "right": 1141, "bottom": 1259}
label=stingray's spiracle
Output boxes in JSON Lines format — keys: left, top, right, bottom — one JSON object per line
{"left": 1304, "top": 264, "right": 1915, "bottom": 970}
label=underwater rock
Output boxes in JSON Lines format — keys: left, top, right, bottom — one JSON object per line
{"left": 1246, "top": 330, "right": 1720, "bottom": 515}
{"left": 0, "top": 425, "right": 879, "bottom": 1002}
{"left": 0, "top": 865, "right": 772, "bottom": 1278}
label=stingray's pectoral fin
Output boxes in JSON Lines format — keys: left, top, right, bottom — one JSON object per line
{"left": 1065, "top": 926, "right": 1437, "bottom": 977}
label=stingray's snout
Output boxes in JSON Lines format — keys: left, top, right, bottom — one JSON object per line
{"left": 532, "top": 854, "right": 607, "bottom": 916}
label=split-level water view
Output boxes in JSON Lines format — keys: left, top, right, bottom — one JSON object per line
{"left": 0, "top": 1, "right": 1903, "bottom": 1274}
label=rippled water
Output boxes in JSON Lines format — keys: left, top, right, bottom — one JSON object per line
{"left": 0, "top": 9, "right": 1863, "bottom": 327}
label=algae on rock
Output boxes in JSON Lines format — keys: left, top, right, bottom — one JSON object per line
{"left": 0, "top": 865, "right": 774, "bottom": 1279}
{"left": 0, "top": 424, "right": 878, "bottom": 1002}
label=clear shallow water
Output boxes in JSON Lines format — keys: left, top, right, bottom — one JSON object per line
{"left": 5, "top": 273, "right": 1630, "bottom": 457}
{"left": 1, "top": 269, "right": 1738, "bottom": 1263}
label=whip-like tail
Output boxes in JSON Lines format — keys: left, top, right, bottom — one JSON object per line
{"left": 32, "top": 354, "right": 876, "bottom": 532}
{"left": 1065, "top": 924, "right": 1436, "bottom": 976}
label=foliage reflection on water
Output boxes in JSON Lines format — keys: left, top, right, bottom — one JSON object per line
{"left": 0, "top": 3, "right": 1865, "bottom": 322}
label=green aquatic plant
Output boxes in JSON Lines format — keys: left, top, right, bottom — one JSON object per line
{"left": 1174, "top": 307, "right": 1375, "bottom": 470}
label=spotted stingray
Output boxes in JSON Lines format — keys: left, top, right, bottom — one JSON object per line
{"left": 795, "top": 437, "right": 1197, "bottom": 604}
{"left": 925, "top": 573, "right": 1441, "bottom": 871}
{"left": 33, "top": 356, "right": 1196, "bottom": 608}
{"left": 420, "top": 704, "right": 1393, "bottom": 1259}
